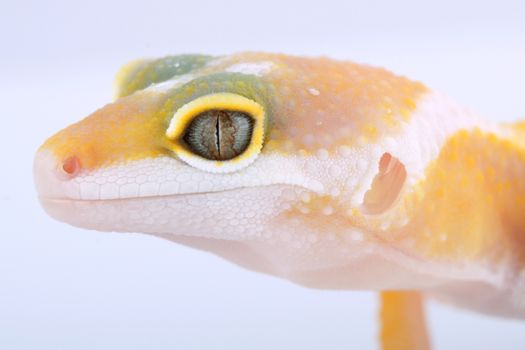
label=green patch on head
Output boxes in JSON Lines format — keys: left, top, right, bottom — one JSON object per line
{"left": 114, "top": 54, "right": 215, "bottom": 99}
{"left": 160, "top": 72, "right": 274, "bottom": 127}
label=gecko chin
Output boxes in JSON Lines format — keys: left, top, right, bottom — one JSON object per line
{"left": 37, "top": 186, "right": 449, "bottom": 291}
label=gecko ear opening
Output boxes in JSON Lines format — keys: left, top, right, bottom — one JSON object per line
{"left": 362, "top": 153, "right": 406, "bottom": 215}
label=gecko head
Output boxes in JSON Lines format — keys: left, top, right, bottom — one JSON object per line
{"left": 35, "top": 52, "right": 444, "bottom": 289}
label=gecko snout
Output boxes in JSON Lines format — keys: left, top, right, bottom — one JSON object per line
{"left": 33, "top": 150, "right": 81, "bottom": 201}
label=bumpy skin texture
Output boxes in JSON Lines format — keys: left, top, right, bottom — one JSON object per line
{"left": 34, "top": 52, "right": 525, "bottom": 320}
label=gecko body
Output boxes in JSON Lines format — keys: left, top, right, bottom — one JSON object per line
{"left": 34, "top": 53, "right": 525, "bottom": 349}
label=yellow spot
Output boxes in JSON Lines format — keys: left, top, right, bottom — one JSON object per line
{"left": 391, "top": 128, "right": 525, "bottom": 266}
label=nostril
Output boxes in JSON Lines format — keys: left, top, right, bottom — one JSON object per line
{"left": 61, "top": 156, "right": 81, "bottom": 177}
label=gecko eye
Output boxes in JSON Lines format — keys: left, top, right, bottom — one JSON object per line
{"left": 166, "top": 93, "right": 266, "bottom": 173}
{"left": 183, "top": 110, "right": 254, "bottom": 161}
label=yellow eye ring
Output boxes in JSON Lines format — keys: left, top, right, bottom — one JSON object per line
{"left": 166, "top": 92, "right": 266, "bottom": 173}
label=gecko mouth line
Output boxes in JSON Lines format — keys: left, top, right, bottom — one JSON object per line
{"left": 37, "top": 183, "right": 312, "bottom": 203}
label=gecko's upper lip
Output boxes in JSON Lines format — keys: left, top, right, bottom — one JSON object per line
{"left": 34, "top": 149, "right": 311, "bottom": 206}
{"left": 33, "top": 149, "right": 251, "bottom": 202}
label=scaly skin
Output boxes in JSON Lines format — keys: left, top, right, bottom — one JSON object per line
{"left": 34, "top": 52, "right": 525, "bottom": 349}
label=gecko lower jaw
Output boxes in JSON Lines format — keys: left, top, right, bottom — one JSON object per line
{"left": 37, "top": 184, "right": 465, "bottom": 292}
{"left": 36, "top": 183, "right": 307, "bottom": 235}
{"left": 37, "top": 194, "right": 448, "bottom": 291}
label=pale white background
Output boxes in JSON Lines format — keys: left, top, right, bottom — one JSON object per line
{"left": 1, "top": 0, "right": 525, "bottom": 349}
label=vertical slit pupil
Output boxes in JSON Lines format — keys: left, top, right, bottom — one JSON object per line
{"left": 215, "top": 113, "right": 221, "bottom": 156}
